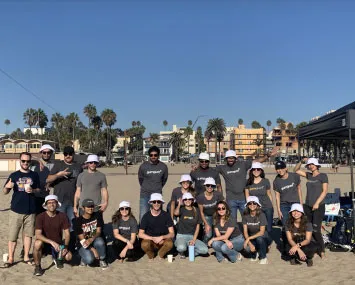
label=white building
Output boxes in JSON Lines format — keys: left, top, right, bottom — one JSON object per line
{"left": 23, "top": 127, "right": 47, "bottom": 135}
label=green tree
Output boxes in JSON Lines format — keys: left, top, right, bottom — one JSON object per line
{"left": 287, "top": 122, "right": 294, "bottom": 133}
{"left": 296, "top": 121, "right": 308, "bottom": 131}
{"left": 195, "top": 126, "right": 204, "bottom": 153}
{"left": 51, "top": 113, "right": 65, "bottom": 150}
{"left": 4, "top": 119, "right": 10, "bottom": 134}
{"left": 132, "top": 121, "right": 137, "bottom": 127}
{"left": 184, "top": 126, "right": 193, "bottom": 155}
{"left": 188, "top": 120, "right": 193, "bottom": 126}
{"left": 66, "top": 112, "right": 80, "bottom": 140}
{"left": 149, "top": 133, "right": 160, "bottom": 145}
{"left": 238, "top": 118, "right": 243, "bottom": 125}
{"left": 101, "top": 108, "right": 117, "bottom": 162}
{"left": 251, "top": 121, "right": 262, "bottom": 129}
{"left": 206, "top": 118, "right": 226, "bottom": 162}
{"left": 83, "top": 104, "right": 97, "bottom": 151}
{"left": 266, "top": 120, "right": 272, "bottom": 132}
{"left": 169, "top": 131, "right": 185, "bottom": 162}
{"left": 163, "top": 120, "right": 168, "bottom": 130}
{"left": 23, "top": 108, "right": 37, "bottom": 138}
{"left": 204, "top": 129, "right": 213, "bottom": 154}
{"left": 136, "top": 121, "right": 141, "bottom": 127}
{"left": 91, "top": 116, "right": 103, "bottom": 148}
{"left": 9, "top": 128, "right": 23, "bottom": 139}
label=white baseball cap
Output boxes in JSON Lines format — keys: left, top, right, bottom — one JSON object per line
{"left": 199, "top": 153, "right": 210, "bottom": 161}
{"left": 149, "top": 193, "right": 165, "bottom": 204}
{"left": 42, "top": 195, "right": 61, "bottom": 209}
{"left": 306, "top": 158, "right": 321, "bottom": 167}
{"left": 251, "top": 162, "right": 264, "bottom": 170}
{"left": 85, "top": 154, "right": 99, "bottom": 164}
{"left": 225, "top": 150, "right": 237, "bottom": 159}
{"left": 40, "top": 144, "right": 55, "bottom": 153}
{"left": 182, "top": 192, "right": 195, "bottom": 202}
{"left": 119, "top": 201, "right": 131, "bottom": 208}
{"left": 289, "top": 203, "right": 304, "bottom": 214}
{"left": 245, "top": 196, "right": 262, "bottom": 207}
{"left": 204, "top": 177, "right": 216, "bottom": 186}
{"left": 179, "top": 174, "right": 192, "bottom": 184}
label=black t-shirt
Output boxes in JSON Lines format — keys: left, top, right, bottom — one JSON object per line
{"left": 242, "top": 212, "right": 267, "bottom": 236}
{"left": 112, "top": 216, "right": 138, "bottom": 240}
{"left": 50, "top": 160, "right": 83, "bottom": 205}
{"left": 177, "top": 207, "right": 202, "bottom": 235}
{"left": 140, "top": 210, "right": 174, "bottom": 237}
{"left": 215, "top": 217, "right": 241, "bottom": 239}
{"left": 74, "top": 212, "right": 104, "bottom": 248}
{"left": 5, "top": 170, "right": 40, "bottom": 214}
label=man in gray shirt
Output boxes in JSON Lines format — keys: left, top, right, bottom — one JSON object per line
{"left": 138, "top": 146, "right": 168, "bottom": 221}
{"left": 74, "top": 154, "right": 108, "bottom": 217}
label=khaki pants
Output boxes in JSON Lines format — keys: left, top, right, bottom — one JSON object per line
{"left": 8, "top": 211, "right": 35, "bottom": 242}
{"left": 141, "top": 239, "right": 173, "bottom": 259}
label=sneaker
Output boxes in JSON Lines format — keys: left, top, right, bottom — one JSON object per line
{"left": 55, "top": 259, "right": 64, "bottom": 269}
{"left": 34, "top": 265, "right": 44, "bottom": 276}
{"left": 237, "top": 253, "right": 243, "bottom": 261}
{"left": 306, "top": 258, "right": 313, "bottom": 267}
{"left": 259, "top": 258, "right": 268, "bottom": 265}
{"left": 178, "top": 253, "right": 186, "bottom": 260}
{"left": 250, "top": 253, "right": 259, "bottom": 262}
{"left": 99, "top": 260, "right": 108, "bottom": 270}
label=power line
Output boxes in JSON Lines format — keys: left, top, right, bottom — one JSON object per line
{"left": 0, "top": 67, "right": 58, "bottom": 112}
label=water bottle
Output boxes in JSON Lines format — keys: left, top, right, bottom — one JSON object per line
{"left": 58, "top": 245, "right": 65, "bottom": 260}
{"left": 188, "top": 245, "right": 195, "bottom": 262}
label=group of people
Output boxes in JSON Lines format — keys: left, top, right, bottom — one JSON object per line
{"left": 2, "top": 144, "right": 328, "bottom": 276}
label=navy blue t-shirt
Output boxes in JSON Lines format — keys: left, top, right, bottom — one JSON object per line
{"left": 5, "top": 170, "right": 40, "bottom": 214}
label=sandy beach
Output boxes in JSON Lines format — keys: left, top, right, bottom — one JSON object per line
{"left": 0, "top": 164, "right": 354, "bottom": 285}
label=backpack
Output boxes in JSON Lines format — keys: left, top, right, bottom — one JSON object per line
{"left": 330, "top": 216, "right": 353, "bottom": 246}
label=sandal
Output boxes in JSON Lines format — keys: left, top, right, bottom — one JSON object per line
{"left": 3, "top": 262, "right": 14, "bottom": 268}
{"left": 23, "top": 259, "right": 35, "bottom": 266}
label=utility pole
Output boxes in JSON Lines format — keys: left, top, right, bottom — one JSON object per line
{"left": 124, "top": 131, "right": 128, "bottom": 175}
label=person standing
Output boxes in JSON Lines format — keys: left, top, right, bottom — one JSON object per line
{"left": 3, "top": 152, "right": 40, "bottom": 267}
{"left": 138, "top": 146, "right": 168, "bottom": 221}
{"left": 46, "top": 146, "right": 83, "bottom": 230}
{"left": 73, "top": 154, "right": 108, "bottom": 217}
{"left": 294, "top": 157, "right": 328, "bottom": 258}
{"left": 190, "top": 153, "right": 222, "bottom": 196}
{"left": 31, "top": 144, "right": 55, "bottom": 215}
{"left": 33, "top": 195, "right": 72, "bottom": 276}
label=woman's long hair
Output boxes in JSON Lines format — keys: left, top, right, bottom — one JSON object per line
{"left": 243, "top": 203, "right": 261, "bottom": 217}
{"left": 112, "top": 207, "right": 136, "bottom": 225}
{"left": 285, "top": 212, "right": 308, "bottom": 241}
{"left": 213, "top": 201, "right": 231, "bottom": 226}
{"left": 247, "top": 169, "right": 265, "bottom": 186}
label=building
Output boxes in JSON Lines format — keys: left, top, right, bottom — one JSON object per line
{"left": 143, "top": 136, "right": 172, "bottom": 163}
{"left": 0, "top": 139, "right": 56, "bottom": 154}
{"left": 271, "top": 125, "right": 299, "bottom": 157}
{"left": 205, "top": 127, "right": 235, "bottom": 159}
{"left": 23, "top": 127, "right": 48, "bottom": 135}
{"left": 233, "top": 125, "right": 265, "bottom": 159}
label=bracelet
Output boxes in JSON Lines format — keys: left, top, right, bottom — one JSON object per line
{"left": 297, "top": 243, "right": 302, "bottom": 248}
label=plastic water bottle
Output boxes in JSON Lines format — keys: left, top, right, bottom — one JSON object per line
{"left": 188, "top": 245, "right": 195, "bottom": 262}
{"left": 58, "top": 245, "right": 65, "bottom": 260}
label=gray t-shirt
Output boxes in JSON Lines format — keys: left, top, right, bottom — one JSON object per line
{"left": 170, "top": 187, "right": 184, "bottom": 205}
{"left": 77, "top": 171, "right": 107, "bottom": 207}
{"left": 177, "top": 207, "right": 202, "bottom": 235}
{"left": 112, "top": 216, "right": 138, "bottom": 240}
{"left": 50, "top": 160, "right": 83, "bottom": 205}
{"left": 138, "top": 161, "right": 168, "bottom": 196}
{"left": 215, "top": 216, "right": 241, "bottom": 239}
{"left": 190, "top": 167, "right": 221, "bottom": 196}
{"left": 31, "top": 160, "right": 55, "bottom": 198}
{"left": 305, "top": 172, "right": 328, "bottom": 206}
{"left": 216, "top": 160, "right": 252, "bottom": 201}
{"left": 273, "top": 172, "right": 301, "bottom": 204}
{"left": 246, "top": 179, "right": 272, "bottom": 209}
{"left": 196, "top": 191, "right": 224, "bottom": 216}
{"left": 242, "top": 212, "right": 267, "bottom": 236}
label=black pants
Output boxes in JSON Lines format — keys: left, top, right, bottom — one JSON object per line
{"left": 285, "top": 241, "right": 319, "bottom": 260}
{"left": 112, "top": 239, "right": 139, "bottom": 260}
{"left": 303, "top": 204, "right": 325, "bottom": 252}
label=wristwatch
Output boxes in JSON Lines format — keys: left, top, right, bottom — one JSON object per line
{"left": 297, "top": 243, "right": 302, "bottom": 248}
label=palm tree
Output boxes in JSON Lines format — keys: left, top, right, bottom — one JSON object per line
{"left": 184, "top": 126, "right": 193, "bottom": 155}
{"left": 149, "top": 133, "right": 160, "bottom": 145}
{"left": 136, "top": 121, "right": 141, "bottom": 127}
{"left": 206, "top": 118, "right": 226, "bottom": 162}
{"left": 36, "top": 108, "right": 48, "bottom": 135}
{"left": 266, "top": 120, "right": 272, "bottom": 133}
{"left": 251, "top": 121, "right": 262, "bottom": 129}
{"left": 195, "top": 126, "right": 204, "bottom": 154}
{"left": 131, "top": 121, "right": 137, "bottom": 127}
{"left": 204, "top": 129, "right": 213, "bottom": 154}
{"left": 4, "top": 119, "right": 10, "bottom": 134}
{"left": 163, "top": 120, "right": 168, "bottom": 130}
{"left": 188, "top": 120, "right": 193, "bottom": 127}
{"left": 276, "top": 117, "right": 286, "bottom": 125}
{"left": 238, "top": 118, "right": 243, "bottom": 125}
{"left": 23, "top": 108, "right": 37, "bottom": 138}
{"left": 101, "top": 108, "right": 117, "bottom": 161}
{"left": 287, "top": 122, "right": 294, "bottom": 133}
{"left": 169, "top": 132, "right": 185, "bottom": 162}
{"left": 83, "top": 104, "right": 97, "bottom": 151}
{"left": 66, "top": 112, "right": 80, "bottom": 140}
{"left": 92, "top": 116, "right": 103, "bottom": 147}
{"left": 51, "top": 113, "right": 64, "bottom": 150}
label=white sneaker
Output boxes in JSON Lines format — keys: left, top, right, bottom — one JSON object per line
{"left": 250, "top": 253, "right": 258, "bottom": 262}
{"left": 259, "top": 258, "right": 268, "bottom": 264}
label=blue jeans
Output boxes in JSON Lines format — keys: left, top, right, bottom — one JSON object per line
{"left": 174, "top": 234, "right": 208, "bottom": 256}
{"left": 139, "top": 195, "right": 151, "bottom": 222}
{"left": 203, "top": 215, "right": 214, "bottom": 244}
{"left": 57, "top": 203, "right": 75, "bottom": 231}
{"left": 212, "top": 234, "right": 245, "bottom": 262}
{"left": 280, "top": 203, "right": 292, "bottom": 226}
{"left": 227, "top": 199, "right": 246, "bottom": 222}
{"left": 78, "top": 237, "right": 106, "bottom": 265}
{"left": 262, "top": 207, "right": 274, "bottom": 244}
{"left": 245, "top": 236, "right": 268, "bottom": 259}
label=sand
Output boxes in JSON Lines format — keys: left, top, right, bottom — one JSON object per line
{"left": 0, "top": 164, "right": 354, "bottom": 285}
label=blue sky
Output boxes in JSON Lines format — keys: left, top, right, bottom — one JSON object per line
{"left": 1, "top": 1, "right": 355, "bottom": 135}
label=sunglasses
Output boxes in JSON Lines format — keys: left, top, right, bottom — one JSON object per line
{"left": 88, "top": 161, "right": 98, "bottom": 165}
{"left": 21, "top": 160, "right": 31, "bottom": 163}
{"left": 248, "top": 202, "right": 258, "bottom": 206}
{"left": 252, "top": 168, "right": 262, "bottom": 171}
{"left": 217, "top": 207, "right": 226, "bottom": 211}
{"left": 64, "top": 153, "right": 74, "bottom": 157}
{"left": 199, "top": 160, "right": 209, "bottom": 163}
{"left": 183, "top": 199, "right": 194, "bottom": 202}
{"left": 151, "top": 200, "right": 162, "bottom": 204}
{"left": 42, "top": 151, "right": 52, "bottom": 155}
{"left": 119, "top": 207, "right": 130, "bottom": 211}
{"left": 205, "top": 184, "right": 215, "bottom": 188}
{"left": 149, "top": 153, "right": 158, "bottom": 157}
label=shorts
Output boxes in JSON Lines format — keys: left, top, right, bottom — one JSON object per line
{"left": 8, "top": 211, "right": 35, "bottom": 242}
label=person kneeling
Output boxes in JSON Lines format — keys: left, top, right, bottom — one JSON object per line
{"left": 138, "top": 193, "right": 174, "bottom": 261}
{"left": 33, "top": 195, "right": 72, "bottom": 276}
{"left": 174, "top": 193, "right": 208, "bottom": 259}
{"left": 285, "top": 203, "right": 319, "bottom": 267}
{"left": 112, "top": 201, "right": 140, "bottom": 262}
{"left": 74, "top": 199, "right": 108, "bottom": 270}
{"left": 208, "top": 201, "right": 244, "bottom": 263}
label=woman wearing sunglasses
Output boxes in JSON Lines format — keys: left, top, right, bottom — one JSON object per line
{"left": 174, "top": 192, "right": 208, "bottom": 258}
{"left": 242, "top": 196, "right": 269, "bottom": 264}
{"left": 168, "top": 174, "right": 195, "bottom": 222}
{"left": 112, "top": 201, "right": 139, "bottom": 262}
{"left": 245, "top": 162, "right": 273, "bottom": 243}
{"left": 208, "top": 201, "right": 244, "bottom": 263}
{"left": 284, "top": 203, "right": 318, "bottom": 266}
{"left": 294, "top": 157, "right": 328, "bottom": 258}
{"left": 196, "top": 177, "right": 224, "bottom": 244}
